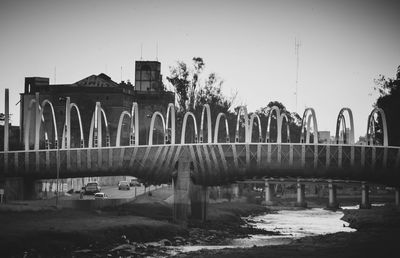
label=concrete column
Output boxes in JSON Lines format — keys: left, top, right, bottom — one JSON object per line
{"left": 295, "top": 180, "right": 307, "bottom": 207}
{"left": 264, "top": 180, "right": 274, "bottom": 206}
{"left": 360, "top": 182, "right": 371, "bottom": 209}
{"left": 395, "top": 187, "right": 399, "bottom": 207}
{"left": 327, "top": 181, "right": 339, "bottom": 209}
{"left": 190, "top": 185, "right": 208, "bottom": 221}
{"left": 4, "top": 89, "right": 9, "bottom": 152}
{"left": 4, "top": 89, "right": 9, "bottom": 174}
{"left": 173, "top": 150, "right": 192, "bottom": 225}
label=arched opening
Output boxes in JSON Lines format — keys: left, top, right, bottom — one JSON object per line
{"left": 181, "top": 112, "right": 198, "bottom": 144}
{"left": 366, "top": 107, "right": 388, "bottom": 146}
{"left": 214, "top": 113, "right": 230, "bottom": 143}
{"left": 149, "top": 111, "right": 166, "bottom": 145}
{"left": 235, "top": 106, "right": 249, "bottom": 143}
{"left": 265, "top": 106, "right": 281, "bottom": 143}
{"left": 300, "top": 108, "right": 318, "bottom": 144}
{"left": 249, "top": 113, "right": 263, "bottom": 142}
{"left": 200, "top": 104, "right": 212, "bottom": 143}
{"left": 165, "top": 103, "right": 176, "bottom": 144}
{"left": 335, "top": 108, "right": 354, "bottom": 144}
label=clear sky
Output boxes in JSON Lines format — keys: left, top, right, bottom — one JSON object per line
{"left": 1, "top": 0, "right": 399, "bottom": 140}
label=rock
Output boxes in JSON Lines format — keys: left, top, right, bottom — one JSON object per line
{"left": 159, "top": 239, "right": 172, "bottom": 246}
{"left": 73, "top": 249, "right": 92, "bottom": 253}
{"left": 110, "top": 244, "right": 135, "bottom": 252}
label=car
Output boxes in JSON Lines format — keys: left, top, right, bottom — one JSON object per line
{"left": 129, "top": 178, "right": 141, "bottom": 187}
{"left": 94, "top": 192, "right": 108, "bottom": 199}
{"left": 84, "top": 182, "right": 101, "bottom": 195}
{"left": 118, "top": 181, "right": 130, "bottom": 190}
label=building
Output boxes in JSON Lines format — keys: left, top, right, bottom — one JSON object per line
{"left": 318, "top": 131, "right": 331, "bottom": 144}
{"left": 18, "top": 60, "right": 174, "bottom": 196}
{"left": 20, "top": 60, "right": 174, "bottom": 149}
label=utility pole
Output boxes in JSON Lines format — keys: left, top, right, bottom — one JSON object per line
{"left": 295, "top": 38, "right": 301, "bottom": 113}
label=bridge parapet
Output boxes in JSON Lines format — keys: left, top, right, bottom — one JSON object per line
{"left": 1, "top": 143, "right": 400, "bottom": 186}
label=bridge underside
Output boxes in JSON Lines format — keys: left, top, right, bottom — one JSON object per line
{"left": 1, "top": 144, "right": 400, "bottom": 187}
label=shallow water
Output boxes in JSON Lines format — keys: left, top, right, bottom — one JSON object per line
{"left": 173, "top": 206, "right": 359, "bottom": 254}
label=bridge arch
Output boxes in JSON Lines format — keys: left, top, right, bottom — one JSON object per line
{"left": 181, "top": 112, "right": 198, "bottom": 144}
{"left": 200, "top": 104, "right": 212, "bottom": 143}
{"left": 280, "top": 113, "right": 291, "bottom": 143}
{"left": 265, "top": 106, "right": 282, "bottom": 143}
{"left": 88, "top": 103, "right": 110, "bottom": 148}
{"left": 62, "top": 101, "right": 85, "bottom": 148}
{"left": 249, "top": 113, "right": 263, "bottom": 142}
{"left": 335, "top": 108, "right": 354, "bottom": 144}
{"left": 300, "top": 108, "right": 318, "bottom": 143}
{"left": 367, "top": 107, "right": 388, "bottom": 146}
{"left": 235, "top": 106, "right": 250, "bottom": 143}
{"left": 116, "top": 111, "right": 131, "bottom": 147}
{"left": 149, "top": 111, "right": 166, "bottom": 145}
{"left": 214, "top": 113, "right": 230, "bottom": 143}
{"left": 32, "top": 99, "right": 58, "bottom": 150}
{"left": 165, "top": 103, "right": 176, "bottom": 144}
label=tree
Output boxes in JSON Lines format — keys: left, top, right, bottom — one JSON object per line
{"left": 256, "top": 101, "right": 301, "bottom": 143}
{"left": 167, "top": 57, "right": 236, "bottom": 143}
{"left": 374, "top": 65, "right": 400, "bottom": 146}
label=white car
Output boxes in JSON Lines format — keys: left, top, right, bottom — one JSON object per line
{"left": 94, "top": 192, "right": 108, "bottom": 199}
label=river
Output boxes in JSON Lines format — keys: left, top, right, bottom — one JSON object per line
{"left": 172, "top": 206, "right": 359, "bottom": 254}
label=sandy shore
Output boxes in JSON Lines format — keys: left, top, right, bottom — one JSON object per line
{"left": 0, "top": 187, "right": 399, "bottom": 257}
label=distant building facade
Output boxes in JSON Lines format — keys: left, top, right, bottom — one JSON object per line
{"left": 17, "top": 60, "right": 174, "bottom": 195}
{"left": 20, "top": 60, "right": 174, "bottom": 149}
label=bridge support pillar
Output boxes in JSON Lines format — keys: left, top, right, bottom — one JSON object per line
{"left": 173, "top": 151, "right": 208, "bottom": 225}
{"left": 264, "top": 180, "right": 274, "bottom": 206}
{"left": 395, "top": 187, "right": 399, "bottom": 206}
{"left": 360, "top": 182, "right": 371, "bottom": 209}
{"left": 327, "top": 181, "right": 339, "bottom": 209}
{"left": 295, "top": 180, "right": 307, "bottom": 208}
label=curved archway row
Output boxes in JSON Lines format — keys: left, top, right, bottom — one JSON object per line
{"left": 23, "top": 95, "right": 391, "bottom": 148}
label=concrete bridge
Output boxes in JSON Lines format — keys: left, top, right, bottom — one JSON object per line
{"left": 1, "top": 89, "right": 400, "bottom": 221}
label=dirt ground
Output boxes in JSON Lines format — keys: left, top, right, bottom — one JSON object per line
{"left": 1, "top": 187, "right": 400, "bottom": 257}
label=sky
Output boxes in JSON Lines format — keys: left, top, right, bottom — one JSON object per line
{"left": 0, "top": 0, "right": 399, "bottom": 140}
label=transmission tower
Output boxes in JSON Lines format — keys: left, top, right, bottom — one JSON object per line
{"left": 295, "top": 38, "right": 301, "bottom": 113}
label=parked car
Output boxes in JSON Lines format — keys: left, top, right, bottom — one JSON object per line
{"left": 94, "top": 192, "right": 108, "bottom": 199}
{"left": 84, "top": 182, "right": 101, "bottom": 195}
{"left": 129, "top": 178, "right": 141, "bottom": 187}
{"left": 118, "top": 181, "right": 130, "bottom": 190}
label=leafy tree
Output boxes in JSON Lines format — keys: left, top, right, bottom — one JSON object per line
{"left": 374, "top": 65, "right": 400, "bottom": 146}
{"left": 256, "top": 101, "right": 301, "bottom": 143}
{"left": 167, "top": 58, "right": 236, "bottom": 143}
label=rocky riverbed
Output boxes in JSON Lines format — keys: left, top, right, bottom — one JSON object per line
{"left": 1, "top": 188, "right": 399, "bottom": 258}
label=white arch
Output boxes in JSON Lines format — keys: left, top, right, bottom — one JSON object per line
{"left": 130, "top": 102, "right": 139, "bottom": 146}
{"left": 200, "top": 104, "right": 212, "bottom": 143}
{"left": 149, "top": 111, "right": 166, "bottom": 145}
{"left": 366, "top": 107, "right": 388, "bottom": 146}
{"left": 265, "top": 106, "right": 282, "bottom": 143}
{"left": 335, "top": 108, "right": 354, "bottom": 144}
{"left": 249, "top": 113, "right": 263, "bottom": 142}
{"left": 235, "top": 106, "right": 250, "bottom": 143}
{"left": 88, "top": 105, "right": 110, "bottom": 148}
{"left": 280, "top": 113, "right": 291, "bottom": 143}
{"left": 35, "top": 99, "right": 58, "bottom": 150}
{"left": 116, "top": 111, "right": 131, "bottom": 147}
{"left": 300, "top": 108, "right": 318, "bottom": 143}
{"left": 165, "top": 103, "right": 176, "bottom": 144}
{"left": 70, "top": 103, "right": 85, "bottom": 147}
{"left": 181, "top": 111, "right": 198, "bottom": 144}
{"left": 214, "top": 113, "right": 230, "bottom": 143}
{"left": 62, "top": 102, "right": 85, "bottom": 148}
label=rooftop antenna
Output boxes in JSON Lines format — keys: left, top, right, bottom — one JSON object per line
{"left": 295, "top": 38, "right": 301, "bottom": 113}
{"left": 54, "top": 66, "right": 57, "bottom": 84}
{"left": 120, "top": 66, "right": 122, "bottom": 82}
{"left": 141, "top": 43, "right": 143, "bottom": 60}
{"left": 156, "top": 41, "right": 158, "bottom": 61}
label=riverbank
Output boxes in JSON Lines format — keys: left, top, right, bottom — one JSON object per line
{"left": 0, "top": 187, "right": 271, "bottom": 257}
{"left": 1, "top": 187, "right": 399, "bottom": 257}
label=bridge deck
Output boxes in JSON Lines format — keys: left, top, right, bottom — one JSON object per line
{"left": 1, "top": 143, "right": 400, "bottom": 186}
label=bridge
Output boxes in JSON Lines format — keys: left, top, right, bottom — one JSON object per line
{"left": 1, "top": 90, "right": 400, "bottom": 221}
